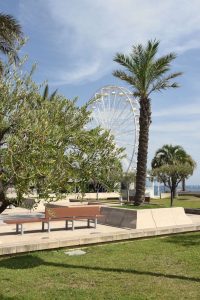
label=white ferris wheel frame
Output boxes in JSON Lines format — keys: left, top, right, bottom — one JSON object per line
{"left": 90, "top": 85, "right": 140, "bottom": 173}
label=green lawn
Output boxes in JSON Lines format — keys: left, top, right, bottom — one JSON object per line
{"left": 0, "top": 232, "right": 200, "bottom": 299}
{"left": 122, "top": 195, "right": 200, "bottom": 210}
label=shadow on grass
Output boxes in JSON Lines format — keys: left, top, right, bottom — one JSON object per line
{"left": 164, "top": 233, "right": 200, "bottom": 247}
{"left": 0, "top": 295, "right": 21, "bottom": 300}
{"left": 0, "top": 254, "right": 199, "bottom": 283}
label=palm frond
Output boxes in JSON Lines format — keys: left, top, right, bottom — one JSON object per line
{"left": 42, "top": 84, "right": 58, "bottom": 101}
{"left": 131, "top": 40, "right": 160, "bottom": 93}
{"left": 147, "top": 39, "right": 160, "bottom": 56}
{"left": 151, "top": 144, "right": 196, "bottom": 170}
{"left": 0, "top": 13, "right": 23, "bottom": 63}
{"left": 0, "top": 13, "right": 23, "bottom": 39}
{"left": 146, "top": 53, "right": 177, "bottom": 85}
{"left": 149, "top": 72, "right": 182, "bottom": 94}
{"left": 113, "top": 39, "right": 182, "bottom": 98}
{"left": 113, "top": 53, "right": 137, "bottom": 74}
{"left": 164, "top": 72, "right": 183, "bottom": 80}
{"left": 43, "top": 84, "right": 49, "bottom": 100}
{"left": 112, "top": 70, "right": 137, "bottom": 86}
{"left": 49, "top": 89, "right": 58, "bottom": 101}
{"left": 0, "top": 40, "right": 13, "bottom": 55}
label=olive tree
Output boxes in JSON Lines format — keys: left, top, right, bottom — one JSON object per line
{"left": 151, "top": 144, "right": 196, "bottom": 205}
{"left": 151, "top": 164, "right": 195, "bottom": 206}
{"left": 72, "top": 127, "right": 124, "bottom": 200}
{"left": 0, "top": 64, "right": 123, "bottom": 213}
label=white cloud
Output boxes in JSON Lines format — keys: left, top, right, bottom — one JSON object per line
{"left": 19, "top": 0, "right": 200, "bottom": 84}
{"left": 153, "top": 102, "right": 200, "bottom": 117}
{"left": 151, "top": 120, "right": 200, "bottom": 133}
{"left": 50, "top": 61, "right": 101, "bottom": 85}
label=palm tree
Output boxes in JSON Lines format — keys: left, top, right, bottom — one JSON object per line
{"left": 151, "top": 144, "right": 196, "bottom": 196}
{"left": 0, "top": 13, "right": 23, "bottom": 72}
{"left": 113, "top": 40, "right": 182, "bottom": 205}
{"left": 151, "top": 144, "right": 188, "bottom": 168}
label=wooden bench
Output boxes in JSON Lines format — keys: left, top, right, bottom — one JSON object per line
{"left": 4, "top": 205, "right": 102, "bottom": 235}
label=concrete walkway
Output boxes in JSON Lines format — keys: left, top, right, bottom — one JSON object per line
{"left": 0, "top": 206, "right": 200, "bottom": 256}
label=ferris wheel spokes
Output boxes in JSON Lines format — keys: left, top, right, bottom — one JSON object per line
{"left": 89, "top": 85, "right": 140, "bottom": 172}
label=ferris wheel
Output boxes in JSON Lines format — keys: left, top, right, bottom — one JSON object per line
{"left": 88, "top": 85, "right": 140, "bottom": 173}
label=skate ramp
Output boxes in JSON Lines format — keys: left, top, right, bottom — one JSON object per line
{"left": 100, "top": 207, "right": 193, "bottom": 229}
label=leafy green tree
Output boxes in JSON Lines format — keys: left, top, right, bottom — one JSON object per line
{"left": 151, "top": 144, "right": 196, "bottom": 205}
{"left": 72, "top": 127, "right": 124, "bottom": 200}
{"left": 151, "top": 164, "right": 195, "bottom": 207}
{"left": 113, "top": 40, "right": 182, "bottom": 205}
{"left": 0, "top": 13, "right": 23, "bottom": 72}
{"left": 152, "top": 144, "right": 189, "bottom": 167}
{"left": 151, "top": 144, "right": 196, "bottom": 194}
{"left": 42, "top": 84, "right": 57, "bottom": 101}
{"left": 0, "top": 63, "right": 123, "bottom": 213}
{"left": 181, "top": 155, "right": 196, "bottom": 191}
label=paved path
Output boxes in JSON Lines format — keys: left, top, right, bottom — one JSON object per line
{"left": 0, "top": 207, "right": 199, "bottom": 256}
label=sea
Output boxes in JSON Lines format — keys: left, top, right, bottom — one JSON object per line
{"left": 154, "top": 185, "right": 200, "bottom": 196}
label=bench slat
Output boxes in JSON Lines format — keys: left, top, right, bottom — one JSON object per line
{"left": 4, "top": 218, "right": 46, "bottom": 224}
{"left": 45, "top": 205, "right": 101, "bottom": 218}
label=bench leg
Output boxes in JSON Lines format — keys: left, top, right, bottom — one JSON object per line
{"left": 72, "top": 219, "right": 74, "bottom": 231}
{"left": 21, "top": 224, "right": 24, "bottom": 235}
{"left": 65, "top": 220, "right": 68, "bottom": 229}
{"left": 94, "top": 218, "right": 97, "bottom": 229}
{"left": 47, "top": 222, "right": 50, "bottom": 233}
{"left": 42, "top": 222, "right": 50, "bottom": 233}
{"left": 16, "top": 224, "right": 19, "bottom": 234}
{"left": 87, "top": 219, "right": 90, "bottom": 228}
{"left": 16, "top": 224, "right": 24, "bottom": 235}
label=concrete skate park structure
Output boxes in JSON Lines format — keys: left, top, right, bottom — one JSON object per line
{"left": 99, "top": 207, "right": 193, "bottom": 229}
{"left": 0, "top": 199, "right": 200, "bottom": 256}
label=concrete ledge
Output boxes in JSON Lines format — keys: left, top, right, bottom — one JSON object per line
{"left": 99, "top": 207, "right": 137, "bottom": 228}
{"left": 100, "top": 206, "right": 193, "bottom": 229}
{"left": 185, "top": 208, "right": 200, "bottom": 215}
{"left": 0, "top": 224, "right": 199, "bottom": 256}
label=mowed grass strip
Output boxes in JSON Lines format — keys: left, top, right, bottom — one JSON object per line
{"left": 122, "top": 195, "right": 200, "bottom": 209}
{"left": 0, "top": 232, "right": 200, "bottom": 299}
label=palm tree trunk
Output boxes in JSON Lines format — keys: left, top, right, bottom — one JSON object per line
{"left": 182, "top": 178, "right": 186, "bottom": 191}
{"left": 0, "top": 184, "right": 9, "bottom": 214}
{"left": 0, "top": 200, "right": 9, "bottom": 213}
{"left": 170, "top": 188, "right": 173, "bottom": 207}
{"left": 134, "top": 98, "right": 151, "bottom": 205}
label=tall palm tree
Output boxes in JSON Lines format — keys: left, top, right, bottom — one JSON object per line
{"left": 0, "top": 13, "right": 23, "bottom": 72}
{"left": 113, "top": 40, "right": 182, "bottom": 205}
{"left": 151, "top": 144, "right": 196, "bottom": 195}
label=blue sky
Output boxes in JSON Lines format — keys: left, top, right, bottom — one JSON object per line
{"left": 1, "top": 0, "right": 200, "bottom": 184}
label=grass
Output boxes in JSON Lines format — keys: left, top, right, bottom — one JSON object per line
{"left": 122, "top": 195, "right": 200, "bottom": 210}
{"left": 0, "top": 232, "right": 200, "bottom": 299}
